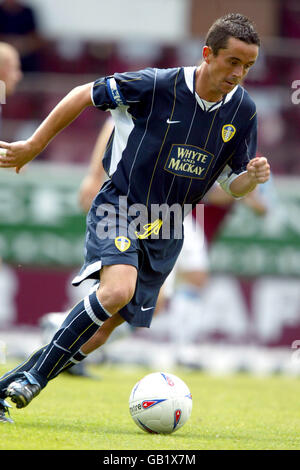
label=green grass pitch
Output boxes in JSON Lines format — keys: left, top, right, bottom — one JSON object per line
{"left": 1, "top": 361, "right": 300, "bottom": 450}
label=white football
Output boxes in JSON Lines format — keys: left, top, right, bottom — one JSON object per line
{"left": 129, "top": 372, "right": 192, "bottom": 434}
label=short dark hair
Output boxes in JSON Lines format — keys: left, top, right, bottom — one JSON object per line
{"left": 205, "top": 13, "right": 260, "bottom": 56}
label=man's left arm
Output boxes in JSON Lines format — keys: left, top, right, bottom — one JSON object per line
{"left": 229, "top": 156, "right": 270, "bottom": 197}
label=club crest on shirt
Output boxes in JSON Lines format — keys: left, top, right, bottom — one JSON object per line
{"left": 115, "top": 236, "right": 131, "bottom": 252}
{"left": 222, "top": 124, "right": 236, "bottom": 142}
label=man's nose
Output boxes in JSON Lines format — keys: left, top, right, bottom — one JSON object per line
{"left": 232, "top": 65, "right": 243, "bottom": 79}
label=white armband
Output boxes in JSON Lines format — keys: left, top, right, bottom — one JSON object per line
{"left": 217, "top": 167, "right": 248, "bottom": 199}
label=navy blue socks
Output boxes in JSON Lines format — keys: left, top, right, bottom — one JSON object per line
{"left": 0, "top": 348, "right": 89, "bottom": 399}
{"left": 27, "top": 291, "right": 110, "bottom": 388}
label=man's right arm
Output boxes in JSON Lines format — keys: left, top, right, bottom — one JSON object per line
{"left": 0, "top": 82, "right": 93, "bottom": 173}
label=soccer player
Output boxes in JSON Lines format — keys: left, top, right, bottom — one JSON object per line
{"left": 0, "top": 13, "right": 270, "bottom": 421}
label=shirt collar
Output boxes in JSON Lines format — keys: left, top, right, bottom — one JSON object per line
{"left": 184, "top": 66, "right": 239, "bottom": 112}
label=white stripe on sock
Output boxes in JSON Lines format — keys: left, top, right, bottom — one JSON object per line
{"left": 84, "top": 296, "right": 105, "bottom": 326}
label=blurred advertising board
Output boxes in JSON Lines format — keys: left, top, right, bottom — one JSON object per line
{"left": 0, "top": 163, "right": 87, "bottom": 267}
{"left": 210, "top": 176, "right": 300, "bottom": 277}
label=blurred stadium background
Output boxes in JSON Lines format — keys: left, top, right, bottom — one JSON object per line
{"left": 1, "top": 0, "right": 300, "bottom": 375}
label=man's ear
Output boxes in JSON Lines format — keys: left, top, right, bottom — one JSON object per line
{"left": 202, "top": 46, "right": 213, "bottom": 64}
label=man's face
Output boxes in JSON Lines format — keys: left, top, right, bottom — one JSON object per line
{"left": 1, "top": 50, "right": 22, "bottom": 96}
{"left": 204, "top": 37, "right": 259, "bottom": 97}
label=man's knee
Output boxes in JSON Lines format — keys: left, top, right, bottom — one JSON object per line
{"left": 96, "top": 264, "right": 137, "bottom": 313}
{"left": 99, "top": 284, "right": 134, "bottom": 312}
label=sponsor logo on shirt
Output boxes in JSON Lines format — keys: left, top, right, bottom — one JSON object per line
{"left": 164, "top": 144, "right": 214, "bottom": 179}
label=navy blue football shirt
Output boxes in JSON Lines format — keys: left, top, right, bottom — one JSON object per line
{"left": 92, "top": 66, "right": 257, "bottom": 208}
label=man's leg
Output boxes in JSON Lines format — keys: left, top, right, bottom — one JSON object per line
{"left": 0, "top": 312, "right": 125, "bottom": 396}
{"left": 55, "top": 313, "right": 125, "bottom": 375}
{"left": 6, "top": 265, "right": 136, "bottom": 408}
{"left": 0, "top": 346, "right": 93, "bottom": 400}
{"left": 0, "top": 345, "right": 48, "bottom": 399}
{"left": 0, "top": 313, "right": 125, "bottom": 422}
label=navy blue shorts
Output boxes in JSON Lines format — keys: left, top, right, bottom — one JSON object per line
{"left": 72, "top": 180, "right": 183, "bottom": 327}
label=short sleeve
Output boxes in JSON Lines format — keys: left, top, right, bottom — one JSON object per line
{"left": 91, "top": 68, "right": 156, "bottom": 116}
